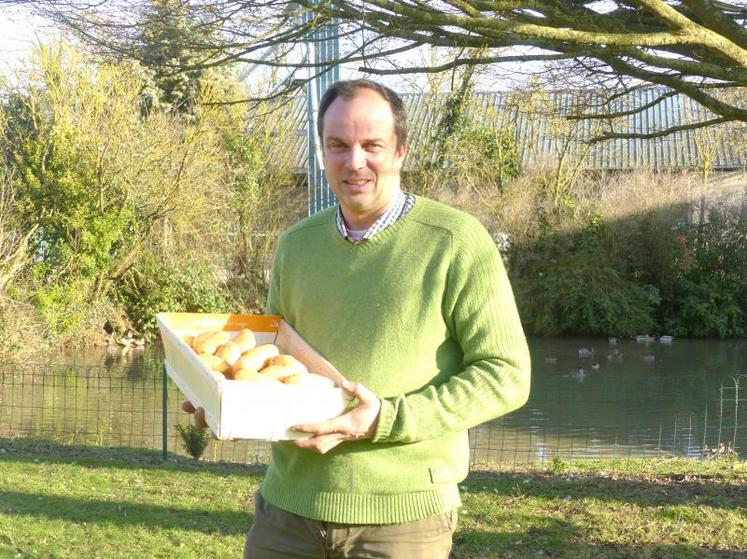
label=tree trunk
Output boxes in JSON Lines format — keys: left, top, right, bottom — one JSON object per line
{"left": 0, "top": 225, "right": 37, "bottom": 294}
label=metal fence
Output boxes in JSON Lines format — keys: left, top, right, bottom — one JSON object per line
{"left": 1, "top": 361, "right": 744, "bottom": 465}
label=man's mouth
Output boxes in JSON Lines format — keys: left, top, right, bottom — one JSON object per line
{"left": 343, "top": 178, "right": 372, "bottom": 189}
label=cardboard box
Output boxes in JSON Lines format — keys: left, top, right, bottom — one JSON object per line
{"left": 156, "top": 312, "right": 351, "bottom": 441}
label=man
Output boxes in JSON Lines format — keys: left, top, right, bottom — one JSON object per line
{"left": 195, "top": 79, "right": 530, "bottom": 558}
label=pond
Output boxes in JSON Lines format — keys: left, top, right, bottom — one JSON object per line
{"left": 1, "top": 337, "right": 744, "bottom": 464}
{"left": 492, "top": 336, "right": 746, "bottom": 463}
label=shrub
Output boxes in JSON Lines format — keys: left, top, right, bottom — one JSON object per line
{"left": 30, "top": 280, "right": 93, "bottom": 336}
{"left": 455, "top": 123, "right": 522, "bottom": 189}
{"left": 113, "top": 255, "right": 231, "bottom": 341}
{"left": 515, "top": 250, "right": 658, "bottom": 336}
{"left": 666, "top": 275, "right": 744, "bottom": 337}
{"left": 176, "top": 424, "right": 210, "bottom": 460}
{"left": 0, "top": 297, "right": 54, "bottom": 363}
{"left": 661, "top": 205, "right": 747, "bottom": 337}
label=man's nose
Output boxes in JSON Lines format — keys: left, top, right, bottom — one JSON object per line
{"left": 345, "top": 146, "right": 366, "bottom": 169}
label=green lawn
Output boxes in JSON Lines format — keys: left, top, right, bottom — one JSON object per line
{"left": 1, "top": 438, "right": 745, "bottom": 558}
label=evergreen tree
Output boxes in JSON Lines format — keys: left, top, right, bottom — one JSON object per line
{"left": 138, "top": 0, "right": 206, "bottom": 119}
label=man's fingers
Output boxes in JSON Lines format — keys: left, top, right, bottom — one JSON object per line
{"left": 194, "top": 406, "right": 208, "bottom": 429}
{"left": 180, "top": 400, "right": 216, "bottom": 436}
{"left": 315, "top": 435, "right": 343, "bottom": 454}
{"left": 340, "top": 380, "right": 379, "bottom": 404}
{"left": 341, "top": 379, "right": 376, "bottom": 402}
{"left": 294, "top": 433, "right": 344, "bottom": 454}
{"left": 291, "top": 419, "right": 341, "bottom": 436}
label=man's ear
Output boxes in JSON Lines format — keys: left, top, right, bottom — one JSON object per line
{"left": 395, "top": 142, "right": 408, "bottom": 160}
{"left": 319, "top": 138, "right": 328, "bottom": 163}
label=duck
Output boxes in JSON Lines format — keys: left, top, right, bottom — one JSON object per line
{"left": 591, "top": 362, "right": 600, "bottom": 370}
{"left": 570, "top": 367, "right": 586, "bottom": 380}
{"left": 608, "top": 337, "right": 619, "bottom": 345}
{"left": 607, "top": 348, "right": 623, "bottom": 362}
{"left": 578, "top": 347, "right": 594, "bottom": 359}
{"left": 634, "top": 334, "right": 655, "bottom": 344}
{"left": 658, "top": 335, "right": 674, "bottom": 344}
{"left": 117, "top": 329, "right": 146, "bottom": 349}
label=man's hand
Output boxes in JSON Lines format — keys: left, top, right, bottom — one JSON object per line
{"left": 181, "top": 400, "right": 215, "bottom": 435}
{"left": 290, "top": 379, "right": 381, "bottom": 454}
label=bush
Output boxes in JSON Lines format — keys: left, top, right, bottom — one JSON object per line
{"left": 176, "top": 424, "right": 210, "bottom": 460}
{"left": 114, "top": 255, "right": 231, "bottom": 341}
{"left": 30, "top": 280, "right": 93, "bottom": 336}
{"left": 661, "top": 205, "right": 747, "bottom": 337}
{"left": 2, "top": 41, "right": 249, "bottom": 346}
{"left": 666, "top": 275, "right": 744, "bottom": 337}
{"left": 456, "top": 124, "right": 522, "bottom": 188}
{"left": 0, "top": 297, "right": 55, "bottom": 363}
{"left": 515, "top": 250, "right": 658, "bottom": 336}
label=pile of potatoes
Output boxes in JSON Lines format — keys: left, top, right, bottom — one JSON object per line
{"left": 183, "top": 328, "right": 334, "bottom": 388}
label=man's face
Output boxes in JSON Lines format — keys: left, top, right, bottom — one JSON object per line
{"left": 321, "top": 88, "right": 406, "bottom": 229}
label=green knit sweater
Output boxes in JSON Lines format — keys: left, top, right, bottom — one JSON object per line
{"left": 262, "top": 196, "right": 531, "bottom": 524}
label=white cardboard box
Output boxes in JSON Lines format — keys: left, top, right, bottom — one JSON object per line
{"left": 156, "top": 312, "right": 351, "bottom": 441}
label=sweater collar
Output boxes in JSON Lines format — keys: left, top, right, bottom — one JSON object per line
{"left": 335, "top": 191, "right": 415, "bottom": 244}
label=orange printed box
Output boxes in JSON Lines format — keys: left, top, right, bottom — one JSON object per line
{"left": 156, "top": 312, "right": 351, "bottom": 441}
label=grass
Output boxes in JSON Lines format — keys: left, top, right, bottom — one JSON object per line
{"left": 1, "top": 439, "right": 745, "bottom": 559}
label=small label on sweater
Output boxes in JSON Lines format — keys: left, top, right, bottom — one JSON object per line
{"left": 429, "top": 466, "right": 453, "bottom": 484}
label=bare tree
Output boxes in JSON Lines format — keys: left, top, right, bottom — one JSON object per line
{"left": 8, "top": 0, "right": 747, "bottom": 136}
{"left": 0, "top": 167, "right": 36, "bottom": 294}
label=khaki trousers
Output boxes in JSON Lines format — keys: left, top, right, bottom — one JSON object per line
{"left": 243, "top": 491, "right": 457, "bottom": 559}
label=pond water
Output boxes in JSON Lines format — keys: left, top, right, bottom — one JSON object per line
{"left": 491, "top": 336, "right": 746, "bottom": 463}
{"left": 1, "top": 337, "right": 744, "bottom": 464}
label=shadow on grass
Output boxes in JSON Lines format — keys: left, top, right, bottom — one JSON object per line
{"left": 3, "top": 437, "right": 747, "bottom": 557}
{"left": 3, "top": 438, "right": 745, "bottom": 511}
{"left": 1, "top": 489, "right": 254, "bottom": 535}
{"left": 462, "top": 469, "right": 747, "bottom": 512}
{"left": 451, "top": 527, "right": 747, "bottom": 559}
{"left": 0, "top": 436, "right": 266, "bottom": 477}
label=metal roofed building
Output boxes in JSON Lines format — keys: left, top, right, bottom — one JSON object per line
{"left": 256, "top": 86, "right": 745, "bottom": 175}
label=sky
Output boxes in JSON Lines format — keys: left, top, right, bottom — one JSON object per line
{"left": 0, "top": 6, "right": 536, "bottom": 93}
{"left": 0, "top": 8, "right": 407, "bottom": 89}
{"left": 0, "top": 7, "right": 37, "bottom": 73}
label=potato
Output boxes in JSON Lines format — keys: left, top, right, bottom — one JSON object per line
{"left": 283, "top": 372, "right": 335, "bottom": 389}
{"left": 233, "top": 368, "right": 279, "bottom": 383}
{"left": 191, "top": 331, "right": 215, "bottom": 352}
{"left": 193, "top": 331, "right": 230, "bottom": 355}
{"left": 215, "top": 341, "right": 242, "bottom": 367}
{"left": 233, "top": 328, "right": 257, "bottom": 353}
{"left": 233, "top": 344, "right": 280, "bottom": 374}
{"left": 268, "top": 354, "right": 308, "bottom": 375}
{"left": 259, "top": 365, "right": 297, "bottom": 381}
{"left": 198, "top": 353, "right": 230, "bottom": 375}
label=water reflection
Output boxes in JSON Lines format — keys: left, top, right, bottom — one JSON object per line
{"left": 1, "top": 337, "right": 745, "bottom": 463}
{"left": 59, "top": 345, "right": 165, "bottom": 380}
{"left": 483, "top": 336, "right": 747, "bottom": 461}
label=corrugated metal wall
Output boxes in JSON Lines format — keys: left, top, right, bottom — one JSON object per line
{"left": 301, "top": 1, "right": 340, "bottom": 214}
{"left": 256, "top": 86, "right": 745, "bottom": 175}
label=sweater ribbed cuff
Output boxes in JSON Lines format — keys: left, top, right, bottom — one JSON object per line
{"left": 372, "top": 397, "right": 395, "bottom": 443}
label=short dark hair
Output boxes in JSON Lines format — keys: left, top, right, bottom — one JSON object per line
{"left": 317, "top": 79, "right": 407, "bottom": 151}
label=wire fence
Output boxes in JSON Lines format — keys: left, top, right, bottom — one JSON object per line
{"left": 0, "top": 360, "right": 744, "bottom": 465}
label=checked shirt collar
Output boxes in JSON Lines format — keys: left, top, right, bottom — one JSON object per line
{"left": 335, "top": 190, "right": 415, "bottom": 243}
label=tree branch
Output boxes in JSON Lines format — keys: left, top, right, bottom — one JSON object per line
{"left": 359, "top": 52, "right": 567, "bottom": 74}
{"left": 590, "top": 115, "right": 730, "bottom": 142}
